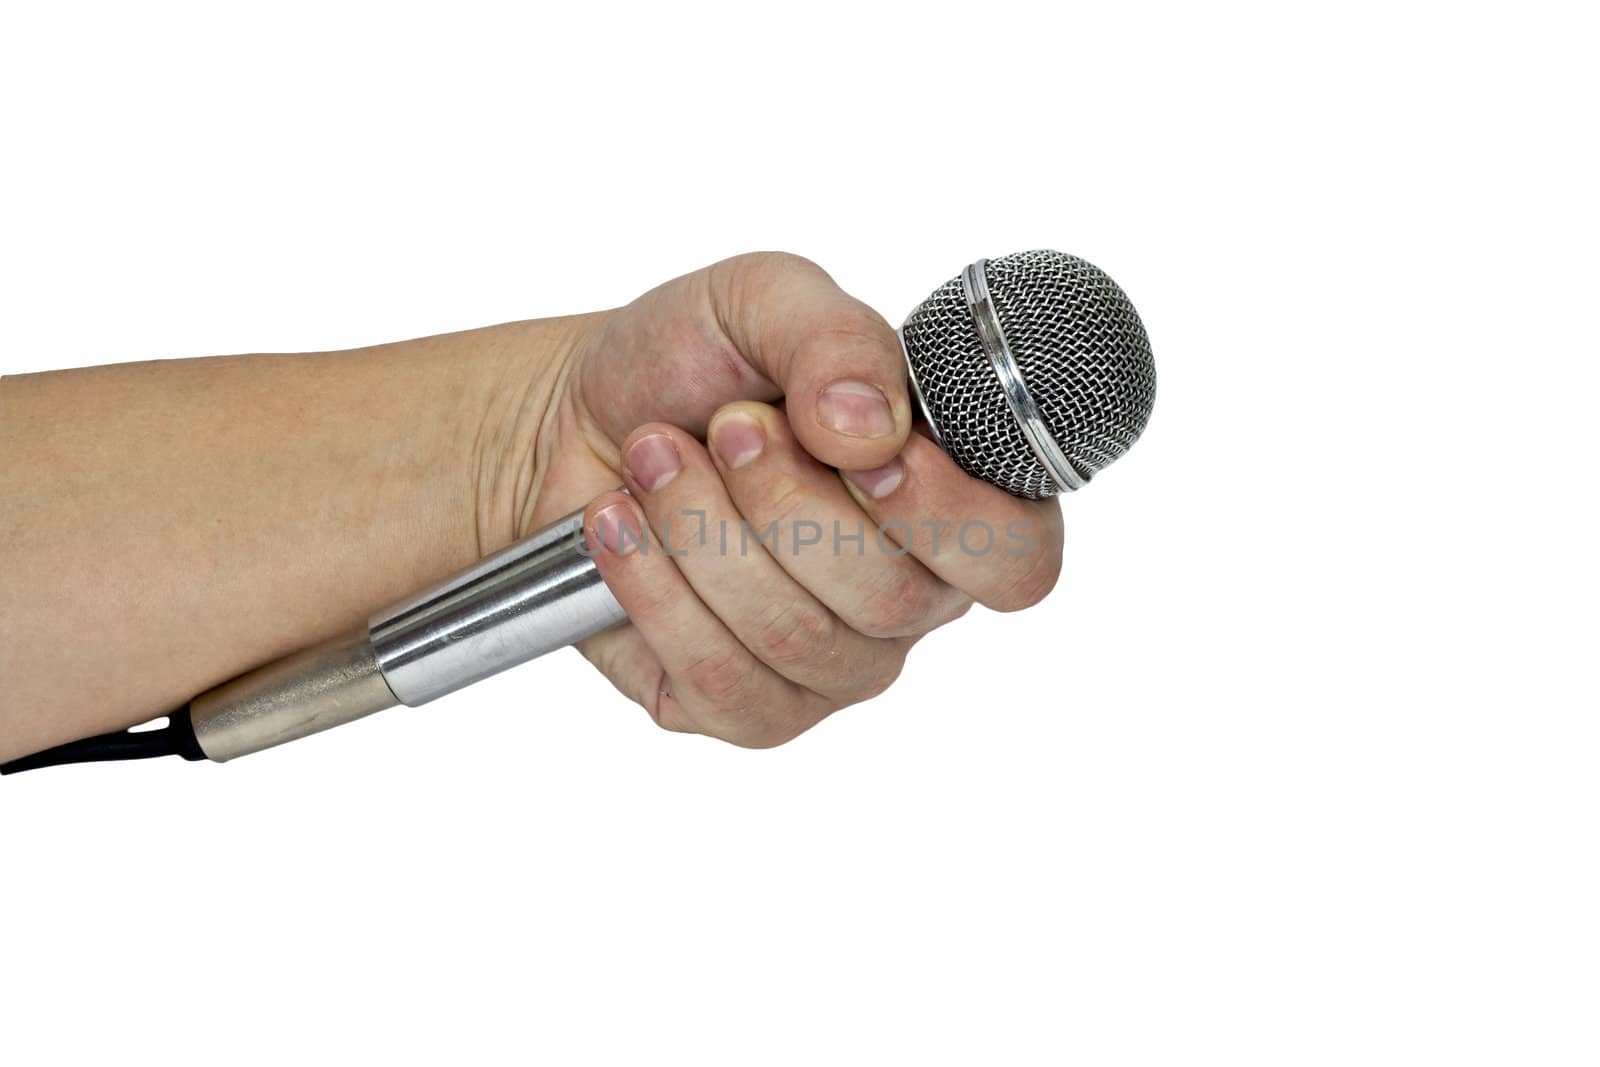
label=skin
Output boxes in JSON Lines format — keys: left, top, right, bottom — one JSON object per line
{"left": 0, "top": 253, "right": 1062, "bottom": 762}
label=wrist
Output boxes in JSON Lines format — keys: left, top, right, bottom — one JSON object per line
{"left": 444, "top": 311, "right": 608, "bottom": 553}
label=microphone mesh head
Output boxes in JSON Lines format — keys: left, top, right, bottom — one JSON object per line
{"left": 901, "top": 250, "right": 1156, "bottom": 499}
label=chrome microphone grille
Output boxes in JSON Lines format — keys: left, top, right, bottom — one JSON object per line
{"left": 900, "top": 250, "right": 1156, "bottom": 499}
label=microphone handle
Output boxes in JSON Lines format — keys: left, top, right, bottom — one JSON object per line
{"left": 189, "top": 506, "right": 625, "bottom": 761}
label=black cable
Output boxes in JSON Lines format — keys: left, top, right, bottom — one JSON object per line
{"left": 0, "top": 705, "right": 206, "bottom": 775}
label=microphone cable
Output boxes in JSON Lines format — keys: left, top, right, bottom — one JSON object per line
{"left": 0, "top": 706, "right": 206, "bottom": 775}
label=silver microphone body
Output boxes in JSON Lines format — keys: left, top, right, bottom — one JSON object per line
{"left": 189, "top": 251, "right": 1156, "bottom": 762}
{"left": 370, "top": 508, "right": 623, "bottom": 706}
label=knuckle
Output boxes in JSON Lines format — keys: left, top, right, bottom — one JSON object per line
{"left": 753, "top": 600, "right": 835, "bottom": 670}
{"left": 718, "top": 252, "right": 825, "bottom": 314}
{"left": 854, "top": 569, "right": 937, "bottom": 638}
{"left": 683, "top": 645, "right": 761, "bottom": 714}
{"left": 682, "top": 671, "right": 824, "bottom": 750}
{"left": 608, "top": 551, "right": 671, "bottom": 613}
{"left": 637, "top": 579, "right": 680, "bottom": 619}
{"left": 814, "top": 307, "right": 895, "bottom": 347}
{"left": 743, "top": 250, "right": 824, "bottom": 283}
{"left": 758, "top": 479, "right": 812, "bottom": 530}
{"left": 792, "top": 312, "right": 898, "bottom": 372}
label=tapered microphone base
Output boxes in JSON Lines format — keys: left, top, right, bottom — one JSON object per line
{"left": 189, "top": 628, "right": 399, "bottom": 762}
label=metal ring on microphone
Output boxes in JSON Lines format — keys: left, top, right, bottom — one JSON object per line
{"left": 961, "top": 259, "right": 1086, "bottom": 493}
{"left": 898, "top": 324, "right": 947, "bottom": 453}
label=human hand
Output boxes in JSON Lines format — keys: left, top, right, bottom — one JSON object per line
{"left": 0, "top": 252, "right": 1057, "bottom": 761}
{"left": 489, "top": 253, "right": 1064, "bottom": 747}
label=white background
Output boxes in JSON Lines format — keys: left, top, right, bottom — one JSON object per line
{"left": 2, "top": 2, "right": 1595, "bottom": 1064}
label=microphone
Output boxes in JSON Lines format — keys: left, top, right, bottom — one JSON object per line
{"left": 1, "top": 250, "right": 1155, "bottom": 772}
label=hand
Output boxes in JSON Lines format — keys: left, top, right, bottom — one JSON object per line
{"left": 506, "top": 253, "right": 1065, "bottom": 747}
{"left": 0, "top": 251, "right": 1062, "bottom": 760}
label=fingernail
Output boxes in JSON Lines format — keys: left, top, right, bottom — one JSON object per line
{"left": 594, "top": 502, "right": 643, "bottom": 555}
{"left": 844, "top": 457, "right": 905, "bottom": 500}
{"left": 624, "top": 434, "right": 680, "bottom": 492}
{"left": 818, "top": 380, "right": 894, "bottom": 438}
{"left": 710, "top": 412, "right": 766, "bottom": 469}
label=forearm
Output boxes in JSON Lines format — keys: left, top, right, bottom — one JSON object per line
{"left": 0, "top": 318, "right": 578, "bottom": 761}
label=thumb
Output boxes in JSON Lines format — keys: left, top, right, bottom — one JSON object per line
{"left": 577, "top": 252, "right": 912, "bottom": 471}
